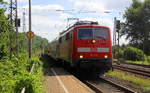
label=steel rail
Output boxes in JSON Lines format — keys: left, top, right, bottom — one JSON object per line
{"left": 99, "top": 77, "right": 137, "bottom": 93}
{"left": 113, "top": 65, "right": 150, "bottom": 77}
{"left": 114, "top": 62, "right": 150, "bottom": 68}
{"left": 84, "top": 81, "right": 104, "bottom": 93}
{"left": 113, "top": 64, "right": 150, "bottom": 73}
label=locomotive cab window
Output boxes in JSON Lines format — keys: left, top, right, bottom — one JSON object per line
{"left": 78, "top": 28, "right": 109, "bottom": 40}
{"left": 78, "top": 28, "right": 93, "bottom": 40}
{"left": 93, "top": 28, "right": 109, "bottom": 40}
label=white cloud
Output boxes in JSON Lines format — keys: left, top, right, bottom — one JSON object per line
{"left": 68, "top": 0, "right": 133, "bottom": 45}
{"left": 69, "top": 0, "right": 133, "bottom": 15}
{"left": 32, "top": 4, "right": 64, "bottom": 11}
{"left": 33, "top": 20, "right": 64, "bottom": 42}
{"left": 4, "top": 0, "right": 30, "bottom": 3}
{"left": 18, "top": 0, "right": 29, "bottom": 3}
{"left": 16, "top": 0, "right": 134, "bottom": 43}
{"left": 18, "top": 4, "right": 69, "bottom": 41}
{"left": 74, "top": 1, "right": 106, "bottom": 13}
{"left": 20, "top": 4, "right": 70, "bottom": 18}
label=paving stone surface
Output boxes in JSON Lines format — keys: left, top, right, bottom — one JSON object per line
{"left": 44, "top": 68, "right": 95, "bottom": 93}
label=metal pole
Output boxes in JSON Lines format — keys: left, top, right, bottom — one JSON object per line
{"left": 118, "top": 24, "right": 120, "bottom": 48}
{"left": 113, "top": 17, "right": 117, "bottom": 46}
{"left": 113, "top": 17, "right": 117, "bottom": 58}
{"left": 28, "top": 0, "right": 32, "bottom": 58}
{"left": 118, "top": 23, "right": 120, "bottom": 62}
{"left": 22, "top": 9, "right": 26, "bottom": 48}
{"left": 15, "top": 0, "right": 19, "bottom": 57}
{"left": 23, "top": 9, "right": 26, "bottom": 33}
{"left": 9, "top": 0, "right": 13, "bottom": 59}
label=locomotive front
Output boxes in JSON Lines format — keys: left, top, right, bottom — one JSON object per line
{"left": 72, "top": 22, "right": 113, "bottom": 73}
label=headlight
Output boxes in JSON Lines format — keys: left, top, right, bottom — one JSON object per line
{"left": 92, "top": 40, "right": 96, "bottom": 43}
{"left": 80, "top": 55, "right": 83, "bottom": 59}
{"left": 104, "top": 55, "right": 108, "bottom": 59}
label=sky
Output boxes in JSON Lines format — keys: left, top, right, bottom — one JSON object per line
{"left": 4, "top": 0, "right": 143, "bottom": 44}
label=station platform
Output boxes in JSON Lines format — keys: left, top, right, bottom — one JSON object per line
{"left": 44, "top": 68, "right": 95, "bottom": 93}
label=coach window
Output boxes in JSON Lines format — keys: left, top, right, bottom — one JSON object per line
{"left": 59, "top": 37, "right": 62, "bottom": 43}
{"left": 70, "top": 32, "right": 72, "bottom": 39}
{"left": 63, "top": 36, "right": 65, "bottom": 41}
{"left": 66, "top": 32, "right": 70, "bottom": 40}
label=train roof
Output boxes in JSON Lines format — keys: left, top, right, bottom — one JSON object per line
{"left": 74, "top": 21, "right": 98, "bottom": 26}
{"left": 59, "top": 21, "right": 110, "bottom": 37}
{"left": 67, "top": 21, "right": 99, "bottom": 30}
{"left": 59, "top": 21, "right": 99, "bottom": 35}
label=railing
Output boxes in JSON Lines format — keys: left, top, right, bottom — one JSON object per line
{"left": 21, "top": 63, "right": 35, "bottom": 93}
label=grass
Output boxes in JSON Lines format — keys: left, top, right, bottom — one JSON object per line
{"left": 126, "top": 60, "right": 150, "bottom": 65}
{"left": 107, "top": 71, "right": 150, "bottom": 92}
{"left": 113, "top": 58, "right": 150, "bottom": 65}
{"left": 113, "top": 58, "right": 118, "bottom": 62}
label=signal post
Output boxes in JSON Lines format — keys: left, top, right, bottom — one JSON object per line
{"left": 27, "top": 0, "right": 34, "bottom": 58}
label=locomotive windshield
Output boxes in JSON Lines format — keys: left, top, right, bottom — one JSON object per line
{"left": 78, "top": 28, "right": 93, "bottom": 39}
{"left": 78, "top": 28, "right": 109, "bottom": 40}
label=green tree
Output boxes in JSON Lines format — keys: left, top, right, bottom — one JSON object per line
{"left": 32, "top": 36, "right": 49, "bottom": 52}
{"left": 0, "top": 1, "right": 49, "bottom": 58}
{"left": 0, "top": 7, "right": 13, "bottom": 59}
{"left": 122, "top": 0, "right": 150, "bottom": 55}
{"left": 17, "top": 33, "right": 49, "bottom": 53}
{"left": 0, "top": 0, "right": 4, "bottom": 4}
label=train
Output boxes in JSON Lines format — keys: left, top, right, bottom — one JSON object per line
{"left": 49, "top": 21, "right": 113, "bottom": 74}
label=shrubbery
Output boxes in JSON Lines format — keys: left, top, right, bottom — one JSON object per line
{"left": 146, "top": 56, "right": 150, "bottom": 63}
{"left": 0, "top": 4, "right": 46, "bottom": 93}
{"left": 115, "top": 49, "right": 124, "bottom": 58}
{"left": 0, "top": 54, "right": 43, "bottom": 93}
{"left": 114, "top": 46, "right": 146, "bottom": 61}
{"left": 123, "top": 46, "right": 145, "bottom": 61}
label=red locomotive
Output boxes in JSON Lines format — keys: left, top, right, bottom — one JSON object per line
{"left": 49, "top": 21, "right": 113, "bottom": 74}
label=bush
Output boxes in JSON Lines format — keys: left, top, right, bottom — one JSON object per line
{"left": 146, "top": 56, "right": 150, "bottom": 63}
{"left": 116, "top": 49, "right": 124, "bottom": 58}
{"left": 123, "top": 46, "right": 145, "bottom": 61}
{"left": 0, "top": 54, "right": 43, "bottom": 93}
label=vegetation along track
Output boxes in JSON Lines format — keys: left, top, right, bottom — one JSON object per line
{"left": 113, "top": 64, "right": 150, "bottom": 77}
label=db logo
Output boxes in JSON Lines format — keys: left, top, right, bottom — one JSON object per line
{"left": 91, "top": 48, "right": 97, "bottom": 52}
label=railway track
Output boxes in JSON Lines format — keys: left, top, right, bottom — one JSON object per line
{"left": 115, "top": 62, "right": 150, "bottom": 68}
{"left": 84, "top": 81, "right": 103, "bottom": 93}
{"left": 99, "top": 77, "right": 137, "bottom": 93}
{"left": 113, "top": 64, "right": 150, "bottom": 77}
{"left": 58, "top": 65, "right": 139, "bottom": 93}
{"left": 84, "top": 77, "right": 137, "bottom": 93}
